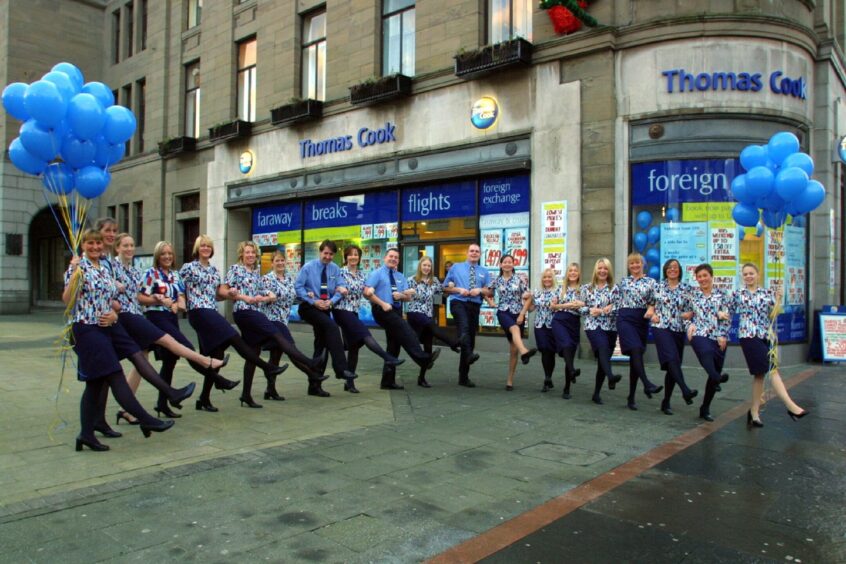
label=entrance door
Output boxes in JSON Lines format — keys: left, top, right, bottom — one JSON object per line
{"left": 400, "top": 241, "right": 475, "bottom": 327}
{"left": 29, "top": 206, "right": 68, "bottom": 305}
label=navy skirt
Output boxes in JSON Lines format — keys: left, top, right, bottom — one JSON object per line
{"left": 233, "top": 309, "right": 280, "bottom": 348}
{"left": 740, "top": 337, "right": 771, "bottom": 375}
{"left": 652, "top": 327, "right": 685, "bottom": 370}
{"left": 332, "top": 308, "right": 372, "bottom": 346}
{"left": 146, "top": 310, "right": 194, "bottom": 349}
{"left": 263, "top": 321, "right": 294, "bottom": 351}
{"left": 407, "top": 311, "right": 432, "bottom": 333}
{"left": 72, "top": 322, "right": 138, "bottom": 381}
{"left": 585, "top": 329, "right": 616, "bottom": 353}
{"left": 119, "top": 312, "right": 165, "bottom": 350}
{"left": 617, "top": 308, "right": 648, "bottom": 354}
{"left": 534, "top": 326, "right": 555, "bottom": 352}
{"left": 497, "top": 310, "right": 524, "bottom": 342}
{"left": 188, "top": 308, "right": 238, "bottom": 354}
{"left": 551, "top": 312, "right": 580, "bottom": 350}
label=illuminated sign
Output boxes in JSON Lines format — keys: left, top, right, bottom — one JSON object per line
{"left": 471, "top": 97, "right": 499, "bottom": 129}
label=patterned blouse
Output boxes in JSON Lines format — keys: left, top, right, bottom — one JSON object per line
{"left": 140, "top": 267, "right": 184, "bottom": 312}
{"left": 616, "top": 275, "right": 657, "bottom": 309}
{"left": 262, "top": 271, "right": 296, "bottom": 324}
{"left": 532, "top": 288, "right": 558, "bottom": 329}
{"left": 729, "top": 287, "right": 775, "bottom": 340}
{"left": 554, "top": 285, "right": 583, "bottom": 319}
{"left": 687, "top": 287, "right": 731, "bottom": 341}
{"left": 580, "top": 283, "right": 619, "bottom": 332}
{"left": 225, "top": 263, "right": 266, "bottom": 313}
{"left": 179, "top": 261, "right": 222, "bottom": 311}
{"left": 335, "top": 268, "right": 366, "bottom": 313}
{"left": 488, "top": 275, "right": 528, "bottom": 314}
{"left": 112, "top": 259, "right": 143, "bottom": 315}
{"left": 650, "top": 281, "right": 691, "bottom": 333}
{"left": 407, "top": 278, "right": 442, "bottom": 318}
{"left": 65, "top": 257, "right": 117, "bottom": 325}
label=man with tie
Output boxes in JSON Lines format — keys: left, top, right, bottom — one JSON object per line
{"left": 364, "top": 248, "right": 440, "bottom": 390}
{"left": 444, "top": 243, "right": 491, "bottom": 387}
{"left": 295, "top": 240, "right": 356, "bottom": 397}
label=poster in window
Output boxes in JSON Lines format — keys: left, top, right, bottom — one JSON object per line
{"left": 481, "top": 229, "right": 503, "bottom": 268}
{"left": 505, "top": 227, "right": 529, "bottom": 267}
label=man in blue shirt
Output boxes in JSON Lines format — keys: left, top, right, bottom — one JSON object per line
{"left": 364, "top": 248, "right": 440, "bottom": 389}
{"left": 295, "top": 240, "right": 356, "bottom": 396}
{"left": 443, "top": 243, "right": 490, "bottom": 387}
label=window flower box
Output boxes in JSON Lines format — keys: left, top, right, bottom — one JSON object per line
{"left": 208, "top": 119, "right": 252, "bottom": 142}
{"left": 349, "top": 74, "right": 412, "bottom": 106}
{"left": 270, "top": 99, "right": 324, "bottom": 126}
{"left": 158, "top": 136, "right": 197, "bottom": 158}
{"left": 454, "top": 38, "right": 533, "bottom": 80}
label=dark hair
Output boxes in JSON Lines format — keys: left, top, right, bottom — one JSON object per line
{"left": 344, "top": 245, "right": 362, "bottom": 264}
{"left": 95, "top": 217, "right": 118, "bottom": 231}
{"left": 662, "top": 259, "right": 681, "bottom": 281}
{"left": 319, "top": 239, "right": 337, "bottom": 253}
{"left": 498, "top": 254, "right": 515, "bottom": 277}
{"left": 385, "top": 247, "right": 400, "bottom": 258}
{"left": 694, "top": 263, "right": 713, "bottom": 276}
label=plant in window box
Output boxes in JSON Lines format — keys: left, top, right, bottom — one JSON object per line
{"left": 453, "top": 37, "right": 533, "bottom": 80}
{"left": 270, "top": 97, "right": 324, "bottom": 126}
{"left": 158, "top": 136, "right": 197, "bottom": 158}
{"left": 348, "top": 74, "right": 412, "bottom": 106}
{"left": 208, "top": 119, "right": 252, "bottom": 142}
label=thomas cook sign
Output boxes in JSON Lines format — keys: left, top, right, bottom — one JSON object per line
{"left": 298, "top": 122, "right": 397, "bottom": 159}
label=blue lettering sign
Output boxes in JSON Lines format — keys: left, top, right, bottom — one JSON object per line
{"left": 631, "top": 159, "right": 740, "bottom": 206}
{"left": 252, "top": 202, "right": 302, "bottom": 233}
{"left": 402, "top": 181, "right": 476, "bottom": 221}
{"left": 304, "top": 191, "right": 398, "bottom": 229}
{"left": 662, "top": 69, "right": 806, "bottom": 99}
{"left": 299, "top": 122, "right": 397, "bottom": 159}
{"left": 479, "top": 174, "right": 530, "bottom": 215}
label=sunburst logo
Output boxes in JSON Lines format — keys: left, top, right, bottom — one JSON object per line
{"left": 239, "top": 150, "right": 254, "bottom": 174}
{"left": 471, "top": 97, "right": 499, "bottom": 130}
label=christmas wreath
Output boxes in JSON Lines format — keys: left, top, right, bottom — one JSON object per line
{"left": 540, "top": 0, "right": 598, "bottom": 35}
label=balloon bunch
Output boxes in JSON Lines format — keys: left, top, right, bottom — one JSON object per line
{"left": 731, "top": 132, "right": 826, "bottom": 230}
{"left": 632, "top": 208, "right": 678, "bottom": 279}
{"left": 2, "top": 62, "right": 136, "bottom": 253}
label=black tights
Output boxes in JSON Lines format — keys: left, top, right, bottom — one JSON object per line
{"left": 155, "top": 349, "right": 217, "bottom": 410}
{"left": 347, "top": 335, "right": 394, "bottom": 374}
{"left": 662, "top": 362, "right": 693, "bottom": 405}
{"left": 593, "top": 346, "right": 613, "bottom": 397}
{"left": 561, "top": 347, "right": 577, "bottom": 379}
{"left": 99, "top": 351, "right": 180, "bottom": 427}
{"left": 541, "top": 350, "right": 555, "bottom": 379}
{"left": 82, "top": 372, "right": 158, "bottom": 439}
{"left": 626, "top": 349, "right": 656, "bottom": 401}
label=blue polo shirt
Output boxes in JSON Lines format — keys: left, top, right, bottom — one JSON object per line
{"left": 443, "top": 261, "right": 490, "bottom": 304}
{"left": 295, "top": 259, "right": 344, "bottom": 305}
{"left": 365, "top": 265, "right": 408, "bottom": 306}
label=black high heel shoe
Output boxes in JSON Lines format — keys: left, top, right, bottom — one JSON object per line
{"left": 239, "top": 395, "right": 263, "bottom": 408}
{"left": 699, "top": 407, "right": 714, "bottom": 422}
{"left": 264, "top": 387, "right": 285, "bottom": 401}
{"left": 155, "top": 404, "right": 182, "bottom": 418}
{"left": 140, "top": 419, "right": 175, "bottom": 438}
{"left": 542, "top": 378, "right": 554, "bottom": 392}
{"left": 195, "top": 398, "right": 219, "bottom": 412}
{"left": 215, "top": 376, "right": 241, "bottom": 392}
{"left": 94, "top": 424, "right": 122, "bottom": 438}
{"left": 344, "top": 380, "right": 360, "bottom": 393}
{"left": 417, "top": 377, "right": 431, "bottom": 388}
{"left": 115, "top": 410, "right": 139, "bottom": 426}
{"left": 660, "top": 401, "right": 673, "bottom": 416}
{"left": 76, "top": 436, "right": 109, "bottom": 452}
{"left": 264, "top": 363, "right": 288, "bottom": 379}
{"left": 607, "top": 373, "right": 621, "bottom": 390}
{"left": 787, "top": 408, "right": 809, "bottom": 421}
{"left": 169, "top": 382, "right": 196, "bottom": 409}
{"left": 683, "top": 389, "right": 699, "bottom": 405}
{"left": 208, "top": 353, "right": 230, "bottom": 370}
{"left": 643, "top": 384, "right": 663, "bottom": 399}
{"left": 520, "top": 348, "right": 538, "bottom": 365}
{"left": 747, "top": 410, "right": 764, "bottom": 428}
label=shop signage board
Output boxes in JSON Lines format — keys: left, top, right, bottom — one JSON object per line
{"left": 820, "top": 313, "right": 846, "bottom": 362}
{"left": 661, "top": 69, "right": 807, "bottom": 100}
{"left": 631, "top": 159, "right": 739, "bottom": 206}
{"left": 541, "top": 200, "right": 567, "bottom": 279}
{"left": 402, "top": 181, "right": 476, "bottom": 221}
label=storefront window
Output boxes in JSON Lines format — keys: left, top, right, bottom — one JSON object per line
{"left": 631, "top": 158, "right": 807, "bottom": 342}
{"left": 252, "top": 201, "right": 303, "bottom": 319}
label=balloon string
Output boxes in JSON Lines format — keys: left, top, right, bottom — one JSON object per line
{"left": 41, "top": 189, "right": 74, "bottom": 254}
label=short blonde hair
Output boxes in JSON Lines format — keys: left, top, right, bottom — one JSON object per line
{"left": 591, "top": 257, "right": 614, "bottom": 287}
{"left": 152, "top": 241, "right": 175, "bottom": 269}
{"left": 113, "top": 232, "right": 134, "bottom": 256}
{"left": 540, "top": 268, "right": 558, "bottom": 289}
{"left": 192, "top": 234, "right": 214, "bottom": 259}
{"left": 627, "top": 252, "right": 645, "bottom": 269}
{"left": 236, "top": 241, "right": 259, "bottom": 265}
{"left": 80, "top": 228, "right": 103, "bottom": 244}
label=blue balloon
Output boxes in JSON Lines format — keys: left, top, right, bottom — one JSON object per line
{"left": 739, "top": 145, "right": 769, "bottom": 171}
{"left": 767, "top": 131, "right": 801, "bottom": 165}
{"left": 781, "top": 152, "right": 814, "bottom": 176}
{"left": 41, "top": 162, "right": 75, "bottom": 195}
{"left": 646, "top": 248, "right": 660, "bottom": 265}
{"left": 66, "top": 93, "right": 105, "bottom": 140}
{"left": 41, "top": 71, "right": 78, "bottom": 104}
{"left": 762, "top": 209, "right": 787, "bottom": 229}
{"left": 93, "top": 137, "right": 125, "bottom": 167}
{"left": 8, "top": 137, "right": 48, "bottom": 175}
{"left": 23, "top": 80, "right": 67, "bottom": 128}
{"left": 19, "top": 119, "right": 60, "bottom": 161}
{"left": 792, "top": 180, "right": 826, "bottom": 214}
{"left": 75, "top": 166, "right": 110, "bottom": 199}
{"left": 738, "top": 228, "right": 746, "bottom": 241}
{"left": 636, "top": 210, "right": 652, "bottom": 230}
{"left": 51, "top": 62, "right": 84, "bottom": 91}
{"left": 633, "top": 232, "right": 647, "bottom": 252}
{"left": 732, "top": 203, "right": 760, "bottom": 227}
{"left": 60, "top": 135, "right": 96, "bottom": 169}
{"left": 730, "top": 174, "right": 755, "bottom": 204}
{"left": 2, "top": 82, "right": 30, "bottom": 121}
{"left": 81, "top": 82, "right": 115, "bottom": 108}
{"left": 648, "top": 266, "right": 660, "bottom": 280}
{"left": 756, "top": 222, "right": 764, "bottom": 237}
{"left": 774, "top": 166, "right": 809, "bottom": 202}
{"left": 757, "top": 191, "right": 786, "bottom": 212}
{"left": 666, "top": 207, "right": 680, "bottom": 222}
{"left": 745, "top": 166, "right": 774, "bottom": 200}
{"left": 647, "top": 226, "right": 660, "bottom": 245}
{"left": 102, "top": 105, "right": 136, "bottom": 144}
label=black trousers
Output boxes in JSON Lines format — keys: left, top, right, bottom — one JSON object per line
{"left": 298, "top": 302, "right": 348, "bottom": 378}
{"left": 372, "top": 306, "right": 429, "bottom": 385}
{"left": 450, "top": 300, "right": 480, "bottom": 381}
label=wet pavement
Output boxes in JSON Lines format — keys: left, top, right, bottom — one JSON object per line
{"left": 1, "top": 312, "right": 844, "bottom": 563}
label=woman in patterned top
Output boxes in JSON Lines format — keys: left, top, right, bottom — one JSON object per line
{"left": 617, "top": 253, "right": 662, "bottom": 410}
{"left": 650, "top": 259, "right": 698, "bottom": 416}
{"left": 331, "top": 245, "right": 403, "bottom": 394}
{"left": 63, "top": 229, "right": 173, "bottom": 452}
{"left": 580, "top": 258, "right": 622, "bottom": 405}
{"left": 528, "top": 269, "right": 562, "bottom": 393}
{"left": 730, "top": 263, "right": 807, "bottom": 426}
{"left": 486, "top": 255, "right": 537, "bottom": 391}
{"left": 180, "top": 235, "right": 286, "bottom": 412}
{"left": 407, "top": 256, "right": 464, "bottom": 388}
{"left": 551, "top": 263, "right": 584, "bottom": 399}
{"left": 685, "top": 263, "right": 732, "bottom": 422}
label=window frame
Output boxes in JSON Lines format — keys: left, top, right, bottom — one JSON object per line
{"left": 487, "top": 0, "right": 532, "bottom": 45}
{"left": 184, "top": 61, "right": 201, "bottom": 138}
{"left": 301, "top": 9, "right": 327, "bottom": 101}
{"left": 237, "top": 38, "right": 257, "bottom": 122}
{"left": 381, "top": 0, "right": 415, "bottom": 77}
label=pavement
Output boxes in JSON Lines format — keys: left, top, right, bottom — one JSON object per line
{"left": 0, "top": 311, "right": 843, "bottom": 563}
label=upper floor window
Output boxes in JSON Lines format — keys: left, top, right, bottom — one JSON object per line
{"left": 488, "top": 0, "right": 531, "bottom": 44}
{"left": 301, "top": 10, "right": 326, "bottom": 101}
{"left": 126, "top": 2, "right": 134, "bottom": 58}
{"left": 185, "top": 62, "right": 201, "bottom": 138}
{"left": 135, "top": 78, "right": 146, "bottom": 153}
{"left": 382, "top": 0, "right": 415, "bottom": 76}
{"left": 237, "top": 38, "right": 257, "bottom": 122}
{"left": 140, "top": 0, "right": 148, "bottom": 50}
{"left": 112, "top": 9, "right": 121, "bottom": 64}
{"left": 187, "top": 0, "right": 202, "bottom": 29}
